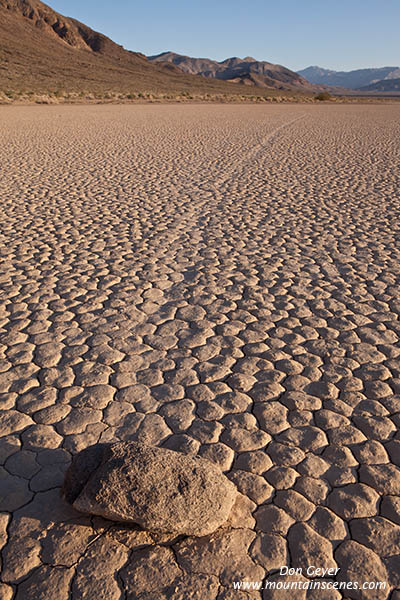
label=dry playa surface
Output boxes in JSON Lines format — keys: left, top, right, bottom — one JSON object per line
{"left": 0, "top": 103, "right": 399, "bottom": 599}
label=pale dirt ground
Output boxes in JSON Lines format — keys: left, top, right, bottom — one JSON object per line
{"left": 0, "top": 104, "right": 399, "bottom": 600}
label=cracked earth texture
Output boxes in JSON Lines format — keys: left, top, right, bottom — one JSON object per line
{"left": 0, "top": 104, "right": 399, "bottom": 599}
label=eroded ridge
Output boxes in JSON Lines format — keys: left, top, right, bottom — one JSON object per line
{"left": 0, "top": 104, "right": 399, "bottom": 600}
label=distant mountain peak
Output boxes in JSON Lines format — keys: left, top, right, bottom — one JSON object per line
{"left": 298, "top": 65, "right": 400, "bottom": 89}
{"left": 358, "top": 77, "right": 400, "bottom": 92}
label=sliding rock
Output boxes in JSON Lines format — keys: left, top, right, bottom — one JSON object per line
{"left": 61, "top": 441, "right": 237, "bottom": 536}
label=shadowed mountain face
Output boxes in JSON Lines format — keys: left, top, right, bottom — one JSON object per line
{"left": 0, "top": 0, "right": 282, "bottom": 95}
{"left": 298, "top": 65, "right": 400, "bottom": 89}
{"left": 148, "top": 51, "right": 315, "bottom": 90}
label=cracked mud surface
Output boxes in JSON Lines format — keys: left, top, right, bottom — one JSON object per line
{"left": 0, "top": 103, "right": 399, "bottom": 599}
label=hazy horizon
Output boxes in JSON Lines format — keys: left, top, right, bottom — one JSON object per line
{"left": 46, "top": 0, "right": 399, "bottom": 73}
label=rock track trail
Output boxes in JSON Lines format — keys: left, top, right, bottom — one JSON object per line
{"left": 0, "top": 103, "right": 399, "bottom": 599}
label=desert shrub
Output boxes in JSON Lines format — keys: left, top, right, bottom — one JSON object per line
{"left": 315, "top": 91, "right": 332, "bottom": 101}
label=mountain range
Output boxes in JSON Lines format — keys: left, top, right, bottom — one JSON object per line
{"left": 0, "top": 0, "right": 316, "bottom": 96}
{"left": 358, "top": 78, "right": 400, "bottom": 92}
{"left": 0, "top": 0, "right": 283, "bottom": 97}
{"left": 148, "top": 52, "right": 315, "bottom": 91}
{"left": 0, "top": 0, "right": 397, "bottom": 97}
{"left": 298, "top": 65, "right": 400, "bottom": 91}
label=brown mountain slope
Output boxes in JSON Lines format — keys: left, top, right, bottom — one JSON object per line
{"left": 148, "top": 51, "right": 315, "bottom": 91}
{"left": 0, "top": 0, "right": 283, "bottom": 96}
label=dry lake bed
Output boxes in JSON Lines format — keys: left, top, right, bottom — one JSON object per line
{"left": 0, "top": 104, "right": 399, "bottom": 599}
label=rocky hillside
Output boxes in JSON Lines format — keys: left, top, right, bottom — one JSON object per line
{"left": 148, "top": 52, "right": 316, "bottom": 91}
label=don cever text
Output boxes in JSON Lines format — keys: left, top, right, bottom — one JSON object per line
{"left": 280, "top": 567, "right": 340, "bottom": 577}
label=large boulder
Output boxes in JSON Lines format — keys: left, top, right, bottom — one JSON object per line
{"left": 61, "top": 442, "right": 237, "bottom": 536}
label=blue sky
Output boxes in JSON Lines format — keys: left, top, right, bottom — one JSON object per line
{"left": 49, "top": 0, "right": 399, "bottom": 71}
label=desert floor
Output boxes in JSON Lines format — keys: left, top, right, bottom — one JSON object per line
{"left": 0, "top": 104, "right": 399, "bottom": 599}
